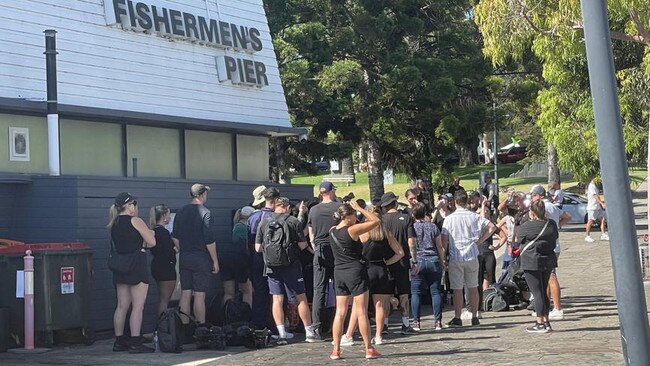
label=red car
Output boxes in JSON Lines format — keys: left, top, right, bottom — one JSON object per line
{"left": 497, "top": 146, "right": 527, "bottom": 163}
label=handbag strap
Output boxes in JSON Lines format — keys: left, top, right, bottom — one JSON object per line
{"left": 520, "top": 219, "right": 550, "bottom": 256}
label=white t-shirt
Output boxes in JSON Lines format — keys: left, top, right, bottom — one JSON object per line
{"left": 551, "top": 189, "right": 565, "bottom": 206}
{"left": 586, "top": 182, "right": 600, "bottom": 211}
{"left": 442, "top": 208, "right": 491, "bottom": 262}
{"left": 543, "top": 199, "right": 562, "bottom": 254}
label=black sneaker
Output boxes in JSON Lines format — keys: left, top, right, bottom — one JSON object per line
{"left": 276, "top": 337, "right": 288, "bottom": 345}
{"left": 401, "top": 325, "right": 418, "bottom": 335}
{"left": 471, "top": 317, "right": 480, "bottom": 326}
{"left": 112, "top": 336, "right": 129, "bottom": 352}
{"left": 447, "top": 318, "right": 462, "bottom": 327}
{"left": 128, "top": 336, "right": 155, "bottom": 353}
{"left": 526, "top": 323, "right": 548, "bottom": 334}
{"left": 544, "top": 322, "right": 553, "bottom": 332}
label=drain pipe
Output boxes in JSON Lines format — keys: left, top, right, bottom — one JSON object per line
{"left": 44, "top": 29, "right": 60, "bottom": 176}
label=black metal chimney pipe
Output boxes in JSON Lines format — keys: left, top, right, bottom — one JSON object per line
{"left": 44, "top": 29, "right": 60, "bottom": 176}
{"left": 44, "top": 29, "right": 58, "bottom": 115}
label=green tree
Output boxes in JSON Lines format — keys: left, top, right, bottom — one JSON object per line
{"left": 266, "top": 0, "right": 493, "bottom": 199}
{"left": 474, "top": 0, "right": 649, "bottom": 182}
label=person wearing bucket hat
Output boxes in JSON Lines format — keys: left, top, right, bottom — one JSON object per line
{"left": 107, "top": 192, "right": 156, "bottom": 353}
{"left": 380, "top": 192, "right": 418, "bottom": 335}
{"left": 252, "top": 185, "right": 267, "bottom": 208}
{"left": 172, "top": 183, "right": 218, "bottom": 331}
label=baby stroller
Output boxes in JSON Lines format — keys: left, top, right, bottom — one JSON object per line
{"left": 483, "top": 254, "right": 529, "bottom": 312}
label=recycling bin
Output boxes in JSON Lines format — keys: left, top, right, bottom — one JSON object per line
{"left": 0, "top": 243, "right": 93, "bottom": 347}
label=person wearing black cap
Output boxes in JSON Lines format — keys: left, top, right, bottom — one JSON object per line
{"left": 248, "top": 186, "right": 280, "bottom": 330}
{"left": 172, "top": 184, "right": 218, "bottom": 329}
{"left": 107, "top": 192, "right": 156, "bottom": 353}
{"left": 308, "top": 181, "right": 341, "bottom": 339}
{"left": 380, "top": 191, "right": 418, "bottom": 334}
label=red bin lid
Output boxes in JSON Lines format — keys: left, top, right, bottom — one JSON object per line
{"left": 0, "top": 242, "right": 89, "bottom": 254}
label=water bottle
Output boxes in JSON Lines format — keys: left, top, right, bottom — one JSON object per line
{"left": 153, "top": 330, "right": 158, "bottom": 352}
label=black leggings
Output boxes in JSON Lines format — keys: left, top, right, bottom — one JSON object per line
{"left": 477, "top": 252, "right": 496, "bottom": 306}
{"left": 524, "top": 269, "right": 552, "bottom": 317}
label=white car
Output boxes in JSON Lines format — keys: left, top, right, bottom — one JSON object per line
{"left": 561, "top": 192, "right": 604, "bottom": 224}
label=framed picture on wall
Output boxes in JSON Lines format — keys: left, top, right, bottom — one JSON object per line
{"left": 9, "top": 127, "right": 30, "bottom": 162}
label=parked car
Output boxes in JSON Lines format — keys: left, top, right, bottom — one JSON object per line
{"left": 497, "top": 145, "right": 527, "bottom": 163}
{"left": 314, "top": 161, "right": 330, "bottom": 171}
{"left": 561, "top": 192, "right": 604, "bottom": 225}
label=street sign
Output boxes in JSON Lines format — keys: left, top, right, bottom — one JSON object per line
{"left": 60, "top": 267, "right": 74, "bottom": 294}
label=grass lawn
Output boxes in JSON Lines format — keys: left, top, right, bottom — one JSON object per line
{"left": 291, "top": 164, "right": 647, "bottom": 201}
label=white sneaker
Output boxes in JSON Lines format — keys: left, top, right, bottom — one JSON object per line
{"left": 549, "top": 309, "right": 564, "bottom": 320}
{"left": 585, "top": 236, "right": 595, "bottom": 243}
{"left": 531, "top": 311, "right": 537, "bottom": 317}
{"left": 460, "top": 309, "right": 473, "bottom": 320}
{"left": 600, "top": 233, "right": 610, "bottom": 241}
{"left": 272, "top": 332, "right": 294, "bottom": 340}
{"left": 372, "top": 336, "right": 383, "bottom": 345}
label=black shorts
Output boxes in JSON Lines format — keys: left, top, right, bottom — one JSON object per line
{"left": 334, "top": 264, "right": 368, "bottom": 296}
{"left": 219, "top": 255, "right": 250, "bottom": 283}
{"left": 179, "top": 252, "right": 213, "bottom": 292}
{"left": 151, "top": 258, "right": 177, "bottom": 282}
{"left": 388, "top": 263, "right": 410, "bottom": 295}
{"left": 113, "top": 251, "right": 149, "bottom": 286}
{"left": 367, "top": 263, "right": 394, "bottom": 295}
{"left": 478, "top": 252, "right": 497, "bottom": 284}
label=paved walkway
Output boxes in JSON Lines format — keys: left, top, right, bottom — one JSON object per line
{"left": 3, "top": 182, "right": 650, "bottom": 365}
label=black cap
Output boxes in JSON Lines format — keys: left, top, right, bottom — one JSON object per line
{"left": 114, "top": 192, "right": 135, "bottom": 207}
{"left": 380, "top": 192, "right": 399, "bottom": 207}
{"left": 276, "top": 197, "right": 291, "bottom": 207}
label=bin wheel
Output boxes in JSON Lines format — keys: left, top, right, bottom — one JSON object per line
{"left": 82, "top": 327, "right": 95, "bottom": 345}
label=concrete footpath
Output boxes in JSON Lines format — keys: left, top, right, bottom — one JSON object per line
{"left": 3, "top": 182, "right": 650, "bottom": 365}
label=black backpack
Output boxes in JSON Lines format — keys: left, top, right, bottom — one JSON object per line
{"left": 223, "top": 293, "right": 252, "bottom": 325}
{"left": 157, "top": 308, "right": 183, "bottom": 353}
{"left": 224, "top": 321, "right": 256, "bottom": 347}
{"left": 262, "top": 214, "right": 293, "bottom": 267}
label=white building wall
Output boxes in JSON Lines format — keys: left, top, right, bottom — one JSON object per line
{"left": 0, "top": 0, "right": 290, "bottom": 128}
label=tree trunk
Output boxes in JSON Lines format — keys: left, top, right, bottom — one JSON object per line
{"left": 275, "top": 137, "right": 291, "bottom": 184}
{"left": 547, "top": 142, "right": 560, "bottom": 185}
{"left": 367, "top": 139, "right": 384, "bottom": 202}
{"left": 341, "top": 155, "right": 354, "bottom": 176}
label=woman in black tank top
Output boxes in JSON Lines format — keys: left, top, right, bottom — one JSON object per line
{"left": 107, "top": 192, "right": 156, "bottom": 353}
{"left": 329, "top": 201, "right": 381, "bottom": 360}
{"left": 148, "top": 204, "right": 178, "bottom": 317}
{"left": 340, "top": 213, "right": 404, "bottom": 346}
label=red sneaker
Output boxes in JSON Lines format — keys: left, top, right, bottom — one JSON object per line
{"left": 365, "top": 347, "right": 381, "bottom": 359}
{"left": 330, "top": 350, "right": 341, "bottom": 360}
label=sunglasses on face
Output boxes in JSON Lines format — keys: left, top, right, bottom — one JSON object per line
{"left": 129, "top": 200, "right": 138, "bottom": 207}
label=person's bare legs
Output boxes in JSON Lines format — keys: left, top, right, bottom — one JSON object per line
{"left": 353, "top": 291, "right": 372, "bottom": 351}
{"left": 469, "top": 287, "right": 479, "bottom": 317}
{"left": 585, "top": 219, "right": 593, "bottom": 237}
{"left": 157, "top": 280, "right": 176, "bottom": 316}
{"left": 114, "top": 284, "right": 132, "bottom": 337}
{"left": 179, "top": 290, "right": 192, "bottom": 324}
{"left": 453, "top": 289, "right": 464, "bottom": 318}
{"left": 548, "top": 273, "right": 561, "bottom": 310}
{"left": 128, "top": 283, "right": 149, "bottom": 336}
{"left": 193, "top": 291, "right": 207, "bottom": 324}
{"left": 222, "top": 280, "right": 236, "bottom": 305}
{"left": 344, "top": 302, "right": 358, "bottom": 339}
{"left": 271, "top": 294, "right": 285, "bottom": 328}
{"left": 373, "top": 295, "right": 388, "bottom": 338}
{"left": 295, "top": 293, "right": 312, "bottom": 327}
{"left": 239, "top": 280, "right": 253, "bottom": 307}
{"left": 399, "top": 293, "right": 410, "bottom": 325}
{"left": 601, "top": 218, "right": 607, "bottom": 235}
{"left": 332, "top": 296, "right": 350, "bottom": 354}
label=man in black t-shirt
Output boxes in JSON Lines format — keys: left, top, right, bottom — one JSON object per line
{"left": 380, "top": 192, "right": 418, "bottom": 334}
{"left": 308, "top": 182, "right": 341, "bottom": 339}
{"left": 448, "top": 176, "right": 464, "bottom": 196}
{"left": 172, "top": 184, "right": 218, "bottom": 327}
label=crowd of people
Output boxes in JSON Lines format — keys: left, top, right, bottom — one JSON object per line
{"left": 106, "top": 176, "right": 609, "bottom": 358}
